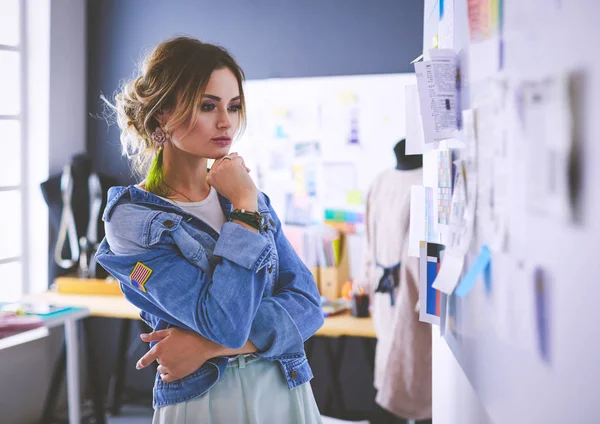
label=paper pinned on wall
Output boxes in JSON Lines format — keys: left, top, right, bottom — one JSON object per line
{"left": 419, "top": 241, "right": 445, "bottom": 325}
{"left": 467, "top": 0, "right": 500, "bottom": 42}
{"left": 432, "top": 110, "right": 478, "bottom": 295}
{"left": 466, "top": 0, "right": 501, "bottom": 81}
{"left": 437, "top": 150, "right": 453, "bottom": 225}
{"left": 438, "top": 0, "right": 454, "bottom": 48}
{"left": 408, "top": 185, "right": 426, "bottom": 257}
{"left": 448, "top": 161, "right": 476, "bottom": 255}
{"left": 405, "top": 84, "right": 426, "bottom": 155}
{"left": 474, "top": 78, "right": 509, "bottom": 251}
{"left": 414, "top": 61, "right": 436, "bottom": 144}
{"left": 469, "top": 37, "right": 501, "bottom": 83}
{"left": 415, "top": 49, "right": 458, "bottom": 144}
{"left": 496, "top": 259, "right": 537, "bottom": 354}
{"left": 424, "top": 187, "right": 436, "bottom": 243}
{"left": 432, "top": 159, "right": 476, "bottom": 294}
{"left": 432, "top": 253, "right": 465, "bottom": 294}
{"left": 521, "top": 74, "right": 574, "bottom": 222}
{"left": 322, "top": 162, "right": 357, "bottom": 209}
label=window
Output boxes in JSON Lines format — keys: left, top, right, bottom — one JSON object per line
{"left": 0, "top": 0, "right": 25, "bottom": 302}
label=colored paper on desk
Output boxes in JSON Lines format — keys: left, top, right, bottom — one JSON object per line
{"left": 0, "top": 302, "right": 72, "bottom": 317}
{"left": 455, "top": 245, "right": 491, "bottom": 297}
{"left": 0, "top": 313, "right": 44, "bottom": 339}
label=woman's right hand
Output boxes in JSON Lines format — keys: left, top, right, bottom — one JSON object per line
{"left": 136, "top": 327, "right": 217, "bottom": 383}
{"left": 136, "top": 327, "right": 257, "bottom": 383}
{"left": 206, "top": 152, "right": 258, "bottom": 211}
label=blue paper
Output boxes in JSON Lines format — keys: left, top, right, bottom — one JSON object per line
{"left": 455, "top": 246, "right": 491, "bottom": 297}
{"left": 484, "top": 258, "right": 492, "bottom": 295}
{"left": 426, "top": 260, "right": 438, "bottom": 315}
{"left": 535, "top": 267, "right": 550, "bottom": 363}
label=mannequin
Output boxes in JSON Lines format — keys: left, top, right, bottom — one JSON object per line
{"left": 41, "top": 154, "right": 116, "bottom": 286}
{"left": 362, "top": 140, "right": 431, "bottom": 422}
{"left": 372, "top": 140, "right": 424, "bottom": 304}
{"left": 394, "top": 139, "right": 423, "bottom": 171}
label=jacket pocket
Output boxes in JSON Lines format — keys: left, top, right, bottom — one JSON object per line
{"left": 146, "top": 211, "right": 212, "bottom": 274}
{"left": 145, "top": 211, "right": 182, "bottom": 246}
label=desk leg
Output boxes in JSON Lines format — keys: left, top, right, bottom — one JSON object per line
{"left": 41, "top": 344, "right": 66, "bottom": 422}
{"left": 83, "top": 319, "right": 106, "bottom": 424}
{"left": 108, "top": 319, "right": 132, "bottom": 416}
{"left": 64, "top": 319, "right": 81, "bottom": 424}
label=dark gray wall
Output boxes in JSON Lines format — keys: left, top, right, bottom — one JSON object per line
{"left": 87, "top": 0, "right": 424, "bottom": 183}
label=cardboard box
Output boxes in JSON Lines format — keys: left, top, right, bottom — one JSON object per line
{"left": 308, "top": 267, "right": 320, "bottom": 292}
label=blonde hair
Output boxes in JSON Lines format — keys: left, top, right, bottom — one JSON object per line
{"left": 105, "top": 36, "right": 246, "bottom": 195}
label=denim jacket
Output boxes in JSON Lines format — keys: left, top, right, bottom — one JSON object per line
{"left": 95, "top": 185, "right": 324, "bottom": 408}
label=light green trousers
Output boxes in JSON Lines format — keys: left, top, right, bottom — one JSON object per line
{"left": 153, "top": 355, "right": 323, "bottom": 424}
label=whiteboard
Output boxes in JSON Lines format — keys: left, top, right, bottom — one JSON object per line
{"left": 233, "top": 74, "right": 416, "bottom": 281}
{"left": 424, "top": 0, "right": 600, "bottom": 423}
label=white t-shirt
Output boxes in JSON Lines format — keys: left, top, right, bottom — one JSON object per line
{"left": 159, "top": 186, "right": 226, "bottom": 233}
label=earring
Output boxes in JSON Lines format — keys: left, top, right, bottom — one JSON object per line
{"left": 151, "top": 126, "right": 168, "bottom": 147}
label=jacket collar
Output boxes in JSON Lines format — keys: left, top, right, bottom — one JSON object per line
{"left": 103, "top": 184, "right": 268, "bottom": 223}
{"left": 103, "top": 185, "right": 235, "bottom": 222}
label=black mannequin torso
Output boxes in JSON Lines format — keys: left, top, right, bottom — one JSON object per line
{"left": 394, "top": 139, "right": 423, "bottom": 170}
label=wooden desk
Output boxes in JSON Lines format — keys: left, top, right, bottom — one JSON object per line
{"left": 26, "top": 291, "right": 139, "bottom": 320}
{"left": 25, "top": 291, "right": 376, "bottom": 338}
{"left": 3, "top": 299, "right": 91, "bottom": 424}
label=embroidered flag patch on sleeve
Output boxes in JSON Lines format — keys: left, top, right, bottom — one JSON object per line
{"left": 130, "top": 262, "right": 152, "bottom": 292}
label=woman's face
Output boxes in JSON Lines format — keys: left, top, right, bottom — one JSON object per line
{"left": 167, "top": 67, "right": 242, "bottom": 159}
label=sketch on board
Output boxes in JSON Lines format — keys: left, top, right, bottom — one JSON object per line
{"left": 519, "top": 73, "right": 575, "bottom": 222}
{"left": 474, "top": 77, "right": 509, "bottom": 252}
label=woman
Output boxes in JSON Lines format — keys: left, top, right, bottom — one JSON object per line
{"left": 96, "top": 36, "right": 324, "bottom": 423}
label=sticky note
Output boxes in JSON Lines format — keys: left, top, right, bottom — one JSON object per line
{"left": 455, "top": 245, "right": 491, "bottom": 297}
{"left": 346, "top": 190, "right": 362, "bottom": 205}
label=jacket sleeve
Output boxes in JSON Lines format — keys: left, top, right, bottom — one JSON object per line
{"left": 248, "top": 196, "right": 324, "bottom": 358}
{"left": 96, "top": 213, "right": 274, "bottom": 350}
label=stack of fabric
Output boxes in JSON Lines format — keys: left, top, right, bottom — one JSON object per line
{"left": 0, "top": 312, "right": 44, "bottom": 339}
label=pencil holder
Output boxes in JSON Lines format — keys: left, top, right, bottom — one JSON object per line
{"left": 351, "top": 292, "right": 370, "bottom": 317}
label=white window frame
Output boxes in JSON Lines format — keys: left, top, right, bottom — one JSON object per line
{"left": 0, "top": 0, "right": 28, "bottom": 301}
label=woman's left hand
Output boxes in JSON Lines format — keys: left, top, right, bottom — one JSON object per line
{"left": 136, "top": 327, "right": 222, "bottom": 383}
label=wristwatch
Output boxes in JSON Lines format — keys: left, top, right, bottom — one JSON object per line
{"left": 229, "top": 209, "right": 264, "bottom": 231}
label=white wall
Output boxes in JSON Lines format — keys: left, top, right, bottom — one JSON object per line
{"left": 0, "top": 1, "right": 87, "bottom": 422}
{"left": 432, "top": 328, "right": 493, "bottom": 424}
{"left": 429, "top": 1, "right": 600, "bottom": 423}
